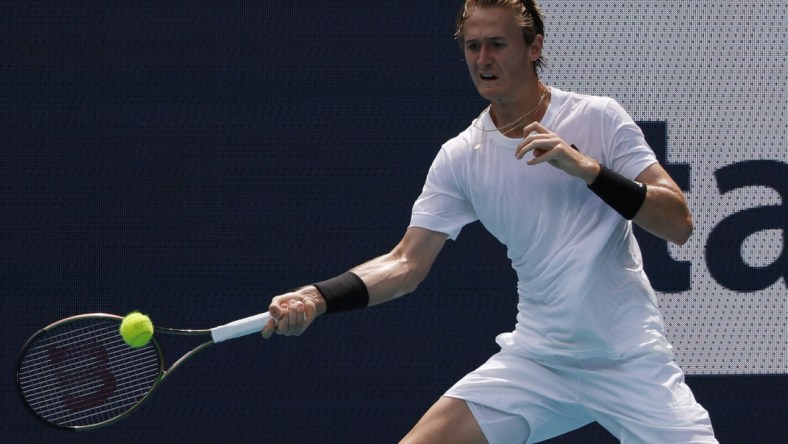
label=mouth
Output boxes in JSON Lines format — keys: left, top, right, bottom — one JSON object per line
{"left": 480, "top": 73, "right": 498, "bottom": 81}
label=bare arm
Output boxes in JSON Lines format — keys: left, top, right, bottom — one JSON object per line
{"left": 350, "top": 226, "right": 448, "bottom": 305}
{"left": 631, "top": 163, "right": 693, "bottom": 245}
{"left": 262, "top": 227, "right": 448, "bottom": 337}
{"left": 517, "top": 121, "right": 693, "bottom": 246}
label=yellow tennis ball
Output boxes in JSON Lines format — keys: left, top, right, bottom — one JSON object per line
{"left": 120, "top": 311, "right": 154, "bottom": 348}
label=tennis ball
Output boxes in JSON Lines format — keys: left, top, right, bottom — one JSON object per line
{"left": 120, "top": 311, "right": 154, "bottom": 348}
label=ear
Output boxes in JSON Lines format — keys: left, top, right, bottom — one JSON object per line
{"left": 529, "top": 34, "right": 544, "bottom": 62}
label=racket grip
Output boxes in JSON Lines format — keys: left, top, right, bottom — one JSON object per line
{"left": 210, "top": 312, "right": 274, "bottom": 343}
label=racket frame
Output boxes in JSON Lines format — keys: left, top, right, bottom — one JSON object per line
{"left": 16, "top": 313, "right": 215, "bottom": 431}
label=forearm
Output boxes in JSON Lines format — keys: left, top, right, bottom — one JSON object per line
{"left": 632, "top": 184, "right": 693, "bottom": 245}
{"left": 576, "top": 156, "right": 692, "bottom": 245}
{"left": 518, "top": 127, "right": 693, "bottom": 246}
{"left": 303, "top": 250, "right": 430, "bottom": 316}
{"left": 301, "top": 227, "right": 446, "bottom": 315}
{"left": 263, "top": 228, "right": 445, "bottom": 338}
{"left": 629, "top": 164, "right": 693, "bottom": 245}
{"left": 348, "top": 252, "right": 428, "bottom": 306}
{"left": 346, "top": 227, "right": 446, "bottom": 307}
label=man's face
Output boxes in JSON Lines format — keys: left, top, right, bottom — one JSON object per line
{"left": 462, "top": 7, "right": 541, "bottom": 104}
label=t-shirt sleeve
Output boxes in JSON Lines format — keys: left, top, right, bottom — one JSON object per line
{"left": 603, "top": 99, "right": 658, "bottom": 180}
{"left": 409, "top": 143, "right": 478, "bottom": 241}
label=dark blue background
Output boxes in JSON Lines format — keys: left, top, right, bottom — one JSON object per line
{"left": 2, "top": 1, "right": 785, "bottom": 442}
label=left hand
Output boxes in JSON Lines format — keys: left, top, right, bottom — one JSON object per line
{"left": 516, "top": 122, "right": 600, "bottom": 184}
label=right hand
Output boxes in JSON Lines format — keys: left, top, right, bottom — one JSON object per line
{"left": 261, "top": 286, "right": 325, "bottom": 339}
{"left": 517, "top": 121, "right": 600, "bottom": 184}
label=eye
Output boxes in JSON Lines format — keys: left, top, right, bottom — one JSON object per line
{"left": 465, "top": 42, "right": 480, "bottom": 51}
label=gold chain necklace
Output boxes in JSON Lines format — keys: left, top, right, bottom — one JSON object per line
{"left": 481, "top": 83, "right": 550, "bottom": 135}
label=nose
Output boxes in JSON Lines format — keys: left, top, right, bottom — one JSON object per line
{"left": 477, "top": 44, "right": 492, "bottom": 65}
{"left": 476, "top": 45, "right": 492, "bottom": 68}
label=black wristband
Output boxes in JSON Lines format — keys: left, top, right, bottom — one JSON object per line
{"left": 587, "top": 164, "right": 647, "bottom": 220}
{"left": 312, "top": 272, "right": 369, "bottom": 313}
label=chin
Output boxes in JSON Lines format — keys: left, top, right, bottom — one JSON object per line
{"left": 475, "top": 86, "right": 499, "bottom": 100}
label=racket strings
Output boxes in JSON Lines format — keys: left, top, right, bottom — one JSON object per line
{"left": 18, "top": 318, "right": 161, "bottom": 428}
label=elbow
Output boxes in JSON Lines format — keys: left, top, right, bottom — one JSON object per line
{"left": 671, "top": 214, "right": 694, "bottom": 246}
{"left": 395, "top": 246, "right": 437, "bottom": 296}
{"left": 401, "top": 262, "right": 431, "bottom": 295}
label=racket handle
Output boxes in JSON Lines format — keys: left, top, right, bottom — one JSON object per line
{"left": 210, "top": 312, "right": 274, "bottom": 343}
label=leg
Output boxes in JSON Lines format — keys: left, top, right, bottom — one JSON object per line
{"left": 400, "top": 397, "right": 488, "bottom": 444}
{"left": 582, "top": 345, "right": 718, "bottom": 443}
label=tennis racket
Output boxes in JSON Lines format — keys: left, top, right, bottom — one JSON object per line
{"left": 16, "top": 311, "right": 274, "bottom": 431}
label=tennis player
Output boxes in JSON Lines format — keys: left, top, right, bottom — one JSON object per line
{"left": 263, "top": 1, "right": 718, "bottom": 442}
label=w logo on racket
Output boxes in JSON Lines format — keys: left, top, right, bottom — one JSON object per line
{"left": 17, "top": 311, "right": 271, "bottom": 430}
{"left": 47, "top": 340, "right": 117, "bottom": 412}
{"left": 16, "top": 314, "right": 162, "bottom": 429}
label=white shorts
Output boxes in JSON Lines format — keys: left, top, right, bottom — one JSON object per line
{"left": 466, "top": 401, "right": 531, "bottom": 444}
{"left": 446, "top": 342, "right": 717, "bottom": 444}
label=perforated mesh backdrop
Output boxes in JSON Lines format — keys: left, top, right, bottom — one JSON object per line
{"left": 1, "top": 1, "right": 785, "bottom": 443}
{"left": 541, "top": 0, "right": 787, "bottom": 376}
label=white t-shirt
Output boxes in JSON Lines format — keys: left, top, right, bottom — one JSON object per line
{"left": 410, "top": 87, "right": 668, "bottom": 361}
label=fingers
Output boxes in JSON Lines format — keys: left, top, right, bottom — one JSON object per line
{"left": 516, "top": 122, "right": 576, "bottom": 166}
{"left": 261, "top": 291, "right": 318, "bottom": 339}
{"left": 273, "top": 299, "right": 307, "bottom": 336}
{"left": 516, "top": 122, "right": 547, "bottom": 158}
{"left": 515, "top": 132, "right": 561, "bottom": 162}
{"left": 283, "top": 299, "right": 306, "bottom": 332}
{"left": 260, "top": 317, "right": 278, "bottom": 339}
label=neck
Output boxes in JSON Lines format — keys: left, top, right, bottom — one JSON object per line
{"left": 489, "top": 81, "right": 550, "bottom": 136}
